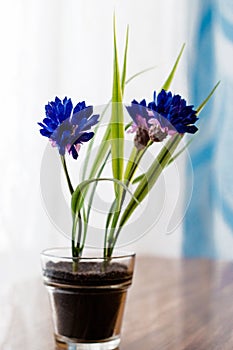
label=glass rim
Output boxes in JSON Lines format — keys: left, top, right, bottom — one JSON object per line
{"left": 40, "top": 247, "right": 136, "bottom": 260}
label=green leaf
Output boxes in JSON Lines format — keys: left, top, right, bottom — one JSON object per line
{"left": 124, "top": 140, "right": 153, "bottom": 186}
{"left": 196, "top": 81, "right": 220, "bottom": 115}
{"left": 81, "top": 206, "right": 88, "bottom": 249}
{"left": 125, "top": 66, "right": 156, "bottom": 85}
{"left": 88, "top": 128, "right": 111, "bottom": 180}
{"left": 77, "top": 129, "right": 111, "bottom": 217}
{"left": 125, "top": 121, "right": 132, "bottom": 131}
{"left": 105, "top": 143, "right": 150, "bottom": 244}
{"left": 81, "top": 151, "right": 111, "bottom": 252}
{"left": 104, "top": 147, "right": 140, "bottom": 249}
{"left": 79, "top": 23, "right": 131, "bottom": 220}
{"left": 83, "top": 22, "right": 131, "bottom": 185}
{"left": 111, "top": 16, "right": 124, "bottom": 189}
{"left": 123, "top": 146, "right": 139, "bottom": 183}
{"left": 162, "top": 43, "right": 185, "bottom": 91}
{"left": 72, "top": 178, "right": 128, "bottom": 221}
{"left": 118, "top": 134, "right": 183, "bottom": 229}
{"left": 121, "top": 25, "right": 129, "bottom": 96}
{"left": 132, "top": 173, "right": 144, "bottom": 185}
{"left": 82, "top": 49, "right": 156, "bottom": 184}
{"left": 81, "top": 103, "right": 110, "bottom": 181}
{"left": 85, "top": 151, "right": 111, "bottom": 228}
{"left": 105, "top": 199, "right": 117, "bottom": 234}
{"left": 71, "top": 177, "right": 139, "bottom": 255}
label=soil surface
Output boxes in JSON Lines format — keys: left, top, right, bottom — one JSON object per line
{"left": 44, "top": 260, "right": 132, "bottom": 286}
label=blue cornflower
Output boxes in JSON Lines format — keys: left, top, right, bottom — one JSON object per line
{"left": 148, "top": 89, "right": 198, "bottom": 135}
{"left": 38, "top": 97, "right": 99, "bottom": 159}
{"left": 126, "top": 90, "right": 198, "bottom": 148}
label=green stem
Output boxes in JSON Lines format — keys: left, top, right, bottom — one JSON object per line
{"left": 104, "top": 247, "right": 113, "bottom": 258}
{"left": 60, "top": 155, "right": 74, "bottom": 195}
{"left": 72, "top": 211, "right": 83, "bottom": 258}
{"left": 60, "top": 156, "right": 78, "bottom": 260}
{"left": 72, "top": 217, "right": 78, "bottom": 258}
{"left": 105, "top": 148, "right": 142, "bottom": 254}
{"left": 76, "top": 211, "right": 83, "bottom": 255}
{"left": 81, "top": 206, "right": 88, "bottom": 250}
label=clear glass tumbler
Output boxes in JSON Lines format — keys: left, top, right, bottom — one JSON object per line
{"left": 41, "top": 248, "right": 135, "bottom": 350}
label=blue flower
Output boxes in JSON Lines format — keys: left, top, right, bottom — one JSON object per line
{"left": 148, "top": 90, "right": 198, "bottom": 134}
{"left": 38, "top": 97, "right": 99, "bottom": 159}
{"left": 126, "top": 90, "right": 198, "bottom": 140}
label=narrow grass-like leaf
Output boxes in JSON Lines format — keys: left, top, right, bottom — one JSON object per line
{"left": 104, "top": 198, "right": 117, "bottom": 254}
{"left": 132, "top": 173, "right": 144, "bottom": 185}
{"left": 78, "top": 130, "right": 111, "bottom": 212}
{"left": 81, "top": 103, "right": 110, "bottom": 181}
{"left": 79, "top": 23, "right": 130, "bottom": 218}
{"left": 123, "top": 146, "right": 139, "bottom": 183}
{"left": 123, "top": 140, "right": 153, "bottom": 186}
{"left": 111, "top": 16, "right": 124, "bottom": 189}
{"left": 125, "top": 66, "right": 156, "bottom": 85}
{"left": 125, "top": 121, "right": 132, "bottom": 131}
{"left": 85, "top": 151, "right": 111, "bottom": 228}
{"left": 88, "top": 128, "right": 111, "bottom": 180}
{"left": 162, "top": 43, "right": 185, "bottom": 91}
{"left": 121, "top": 25, "right": 129, "bottom": 96}
{"left": 105, "top": 199, "right": 117, "bottom": 234}
{"left": 81, "top": 206, "right": 88, "bottom": 250}
{"left": 71, "top": 177, "right": 139, "bottom": 255}
{"left": 196, "top": 81, "right": 220, "bottom": 115}
{"left": 81, "top": 151, "right": 111, "bottom": 252}
{"left": 105, "top": 144, "right": 149, "bottom": 244}
{"left": 83, "top": 59, "right": 156, "bottom": 184}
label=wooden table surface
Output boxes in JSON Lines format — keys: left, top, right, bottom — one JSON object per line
{"left": 1, "top": 256, "right": 233, "bottom": 350}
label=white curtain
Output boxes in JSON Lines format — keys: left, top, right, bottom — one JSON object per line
{"left": 0, "top": 0, "right": 188, "bottom": 286}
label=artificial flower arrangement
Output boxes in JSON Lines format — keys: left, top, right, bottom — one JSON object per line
{"left": 38, "top": 50, "right": 217, "bottom": 258}
{"left": 38, "top": 19, "right": 218, "bottom": 349}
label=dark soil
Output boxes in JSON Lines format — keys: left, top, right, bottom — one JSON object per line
{"left": 44, "top": 261, "right": 133, "bottom": 341}
{"left": 44, "top": 260, "right": 132, "bottom": 286}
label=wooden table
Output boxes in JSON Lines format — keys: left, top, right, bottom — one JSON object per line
{"left": 1, "top": 257, "right": 233, "bottom": 350}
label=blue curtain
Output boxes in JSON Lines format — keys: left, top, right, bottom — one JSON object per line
{"left": 183, "top": 0, "right": 233, "bottom": 259}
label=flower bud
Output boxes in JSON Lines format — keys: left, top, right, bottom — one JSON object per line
{"left": 134, "top": 127, "right": 150, "bottom": 150}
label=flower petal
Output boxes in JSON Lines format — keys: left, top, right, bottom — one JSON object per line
{"left": 75, "top": 132, "right": 94, "bottom": 144}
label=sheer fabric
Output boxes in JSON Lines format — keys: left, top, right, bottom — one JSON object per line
{"left": 183, "top": 0, "right": 233, "bottom": 259}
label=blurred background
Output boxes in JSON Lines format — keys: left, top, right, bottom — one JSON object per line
{"left": 0, "top": 0, "right": 233, "bottom": 289}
